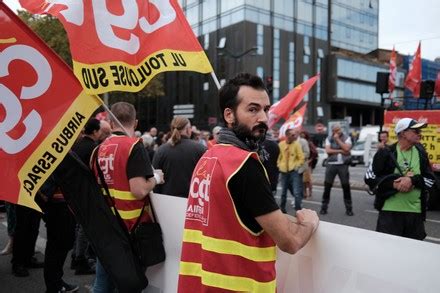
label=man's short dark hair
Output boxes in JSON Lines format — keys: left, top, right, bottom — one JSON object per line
{"left": 379, "top": 131, "right": 389, "bottom": 136}
{"left": 218, "top": 73, "right": 267, "bottom": 121}
{"left": 84, "top": 118, "right": 101, "bottom": 135}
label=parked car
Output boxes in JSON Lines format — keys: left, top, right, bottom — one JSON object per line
{"left": 350, "top": 141, "right": 378, "bottom": 166}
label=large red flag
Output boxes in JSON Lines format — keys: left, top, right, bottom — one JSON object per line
{"left": 435, "top": 72, "right": 440, "bottom": 98}
{"left": 19, "top": 0, "right": 213, "bottom": 95}
{"left": 0, "top": 3, "right": 101, "bottom": 210}
{"left": 278, "top": 103, "right": 308, "bottom": 140}
{"left": 268, "top": 74, "right": 319, "bottom": 129}
{"left": 388, "top": 46, "right": 397, "bottom": 98}
{"left": 404, "top": 42, "right": 421, "bottom": 98}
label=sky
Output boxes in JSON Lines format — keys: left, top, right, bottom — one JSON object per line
{"left": 3, "top": 0, "right": 439, "bottom": 61}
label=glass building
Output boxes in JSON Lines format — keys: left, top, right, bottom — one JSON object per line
{"left": 148, "top": 0, "right": 383, "bottom": 130}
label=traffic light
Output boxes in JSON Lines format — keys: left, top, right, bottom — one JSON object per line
{"left": 266, "top": 76, "right": 273, "bottom": 93}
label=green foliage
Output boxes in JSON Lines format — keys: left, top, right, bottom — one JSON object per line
{"left": 18, "top": 10, "right": 72, "bottom": 66}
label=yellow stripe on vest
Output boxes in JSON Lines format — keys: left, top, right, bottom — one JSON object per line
{"left": 183, "top": 229, "right": 276, "bottom": 262}
{"left": 179, "top": 261, "right": 276, "bottom": 293}
{"left": 110, "top": 206, "right": 146, "bottom": 220}
{"left": 108, "top": 188, "right": 138, "bottom": 201}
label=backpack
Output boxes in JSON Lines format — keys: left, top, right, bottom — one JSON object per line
{"left": 308, "top": 141, "right": 318, "bottom": 169}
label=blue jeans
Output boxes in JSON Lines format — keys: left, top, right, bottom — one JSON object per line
{"left": 280, "top": 170, "right": 303, "bottom": 212}
{"left": 93, "top": 259, "right": 115, "bottom": 293}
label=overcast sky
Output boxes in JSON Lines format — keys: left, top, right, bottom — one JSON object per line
{"left": 3, "top": 0, "right": 439, "bottom": 61}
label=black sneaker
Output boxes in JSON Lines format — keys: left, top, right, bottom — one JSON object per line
{"left": 60, "top": 281, "right": 79, "bottom": 292}
{"left": 27, "top": 256, "right": 44, "bottom": 268}
{"left": 346, "top": 210, "right": 354, "bottom": 216}
{"left": 320, "top": 209, "right": 327, "bottom": 215}
{"left": 12, "top": 264, "right": 29, "bottom": 277}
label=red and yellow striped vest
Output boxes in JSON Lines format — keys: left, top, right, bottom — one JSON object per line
{"left": 178, "top": 144, "right": 276, "bottom": 292}
{"left": 94, "top": 135, "right": 151, "bottom": 231}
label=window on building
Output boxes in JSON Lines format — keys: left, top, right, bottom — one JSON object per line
{"left": 257, "top": 24, "right": 264, "bottom": 55}
{"left": 204, "top": 34, "right": 209, "bottom": 50}
{"left": 273, "top": 29, "right": 280, "bottom": 102}
{"left": 303, "top": 74, "right": 309, "bottom": 101}
{"left": 289, "top": 42, "right": 295, "bottom": 89}
{"left": 256, "top": 66, "right": 264, "bottom": 78}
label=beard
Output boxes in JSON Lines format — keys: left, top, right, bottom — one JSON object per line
{"left": 232, "top": 119, "right": 268, "bottom": 147}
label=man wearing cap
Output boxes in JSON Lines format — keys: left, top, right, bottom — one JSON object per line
{"left": 365, "top": 118, "right": 435, "bottom": 240}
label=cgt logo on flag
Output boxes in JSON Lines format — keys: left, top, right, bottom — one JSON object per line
{"left": 0, "top": 3, "right": 101, "bottom": 210}
{"left": 20, "top": 0, "right": 213, "bottom": 94}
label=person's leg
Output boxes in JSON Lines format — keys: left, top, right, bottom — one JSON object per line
{"left": 74, "top": 224, "right": 95, "bottom": 275}
{"left": 320, "top": 165, "right": 337, "bottom": 214}
{"left": 44, "top": 201, "right": 76, "bottom": 293}
{"left": 279, "top": 172, "right": 289, "bottom": 213}
{"left": 1, "top": 203, "right": 15, "bottom": 255}
{"left": 404, "top": 213, "right": 426, "bottom": 240}
{"left": 338, "top": 165, "right": 353, "bottom": 215}
{"left": 292, "top": 171, "right": 304, "bottom": 210}
{"left": 93, "top": 259, "right": 115, "bottom": 293}
{"left": 376, "top": 211, "right": 404, "bottom": 236}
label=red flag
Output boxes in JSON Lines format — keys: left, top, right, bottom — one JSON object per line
{"left": 388, "top": 46, "right": 397, "bottom": 98}
{"left": 19, "top": 0, "right": 213, "bottom": 95}
{"left": 268, "top": 74, "right": 319, "bottom": 129}
{"left": 404, "top": 42, "right": 422, "bottom": 98}
{"left": 0, "top": 3, "right": 101, "bottom": 210}
{"left": 435, "top": 72, "right": 440, "bottom": 98}
{"left": 278, "top": 103, "right": 308, "bottom": 140}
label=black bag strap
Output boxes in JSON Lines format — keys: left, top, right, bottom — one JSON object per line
{"left": 93, "top": 148, "right": 131, "bottom": 238}
{"left": 386, "top": 145, "right": 404, "bottom": 176}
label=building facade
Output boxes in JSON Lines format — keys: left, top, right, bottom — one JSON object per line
{"left": 144, "top": 0, "right": 392, "bottom": 131}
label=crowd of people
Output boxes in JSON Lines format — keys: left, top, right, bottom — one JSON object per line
{"left": 0, "top": 72, "right": 436, "bottom": 292}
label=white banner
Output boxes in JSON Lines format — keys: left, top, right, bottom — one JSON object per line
{"left": 145, "top": 193, "right": 440, "bottom": 293}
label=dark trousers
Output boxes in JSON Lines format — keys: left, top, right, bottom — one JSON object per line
{"left": 44, "top": 201, "right": 76, "bottom": 292}
{"left": 321, "top": 164, "right": 352, "bottom": 211}
{"left": 376, "top": 210, "right": 426, "bottom": 240}
{"left": 12, "top": 205, "right": 41, "bottom": 266}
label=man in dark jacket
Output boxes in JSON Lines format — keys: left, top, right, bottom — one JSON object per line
{"left": 365, "top": 118, "right": 435, "bottom": 240}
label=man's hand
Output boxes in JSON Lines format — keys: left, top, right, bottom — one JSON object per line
{"left": 295, "top": 209, "right": 319, "bottom": 233}
{"left": 393, "top": 176, "right": 413, "bottom": 193}
{"left": 153, "top": 169, "right": 165, "bottom": 184}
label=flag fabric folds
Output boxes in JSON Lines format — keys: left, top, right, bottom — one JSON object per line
{"left": 388, "top": 46, "right": 397, "bottom": 98}
{"left": 404, "top": 42, "right": 422, "bottom": 98}
{"left": 268, "top": 74, "right": 319, "bottom": 129}
{"left": 19, "top": 0, "right": 214, "bottom": 95}
{"left": 0, "top": 3, "right": 101, "bottom": 211}
{"left": 278, "top": 103, "right": 308, "bottom": 140}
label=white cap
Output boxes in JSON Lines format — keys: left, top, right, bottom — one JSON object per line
{"left": 394, "top": 118, "right": 427, "bottom": 135}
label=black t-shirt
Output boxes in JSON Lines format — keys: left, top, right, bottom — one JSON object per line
{"left": 127, "top": 140, "right": 154, "bottom": 180}
{"left": 72, "top": 136, "right": 97, "bottom": 166}
{"left": 228, "top": 157, "right": 280, "bottom": 233}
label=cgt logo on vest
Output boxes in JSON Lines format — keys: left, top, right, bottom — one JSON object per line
{"left": 98, "top": 144, "right": 117, "bottom": 185}
{"left": 187, "top": 157, "right": 217, "bottom": 225}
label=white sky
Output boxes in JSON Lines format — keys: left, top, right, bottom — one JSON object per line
{"left": 3, "top": 0, "right": 439, "bottom": 61}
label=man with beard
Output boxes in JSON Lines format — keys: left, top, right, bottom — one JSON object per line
{"left": 178, "top": 73, "right": 319, "bottom": 292}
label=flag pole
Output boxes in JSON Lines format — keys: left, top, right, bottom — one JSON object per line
{"left": 211, "top": 71, "right": 221, "bottom": 90}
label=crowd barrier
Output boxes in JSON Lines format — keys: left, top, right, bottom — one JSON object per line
{"left": 145, "top": 193, "right": 440, "bottom": 293}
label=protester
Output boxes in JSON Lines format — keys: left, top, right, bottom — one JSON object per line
{"left": 277, "top": 128, "right": 305, "bottom": 213}
{"left": 11, "top": 204, "right": 43, "bottom": 277}
{"left": 39, "top": 177, "right": 78, "bottom": 293}
{"left": 71, "top": 118, "right": 107, "bottom": 275}
{"left": 365, "top": 118, "right": 435, "bottom": 240}
{"left": 178, "top": 73, "right": 319, "bottom": 292}
{"left": 301, "top": 130, "right": 318, "bottom": 198}
{"left": 1, "top": 202, "right": 15, "bottom": 255}
{"left": 91, "top": 102, "right": 164, "bottom": 292}
{"left": 141, "top": 133, "right": 156, "bottom": 162}
{"left": 260, "top": 130, "right": 280, "bottom": 196}
{"left": 378, "top": 130, "right": 390, "bottom": 149}
{"left": 152, "top": 116, "right": 206, "bottom": 197}
{"left": 207, "top": 126, "right": 222, "bottom": 149}
{"left": 320, "top": 123, "right": 354, "bottom": 216}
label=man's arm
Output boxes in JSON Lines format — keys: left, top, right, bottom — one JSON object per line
{"left": 129, "top": 177, "right": 157, "bottom": 200}
{"left": 256, "top": 209, "right": 318, "bottom": 254}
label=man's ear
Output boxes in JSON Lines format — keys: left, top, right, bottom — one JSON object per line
{"left": 224, "top": 108, "right": 235, "bottom": 125}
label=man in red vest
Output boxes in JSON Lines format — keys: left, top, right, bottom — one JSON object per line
{"left": 93, "top": 102, "right": 164, "bottom": 292}
{"left": 178, "top": 73, "right": 319, "bottom": 292}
